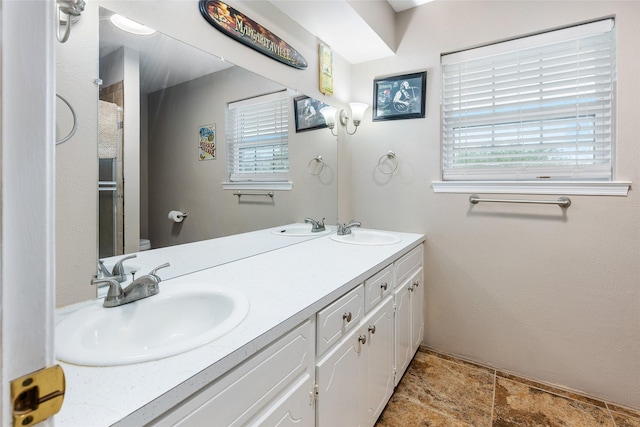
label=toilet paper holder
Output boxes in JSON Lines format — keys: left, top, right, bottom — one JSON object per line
{"left": 168, "top": 210, "right": 188, "bottom": 223}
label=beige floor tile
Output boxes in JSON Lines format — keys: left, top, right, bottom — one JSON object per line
{"left": 492, "top": 377, "right": 614, "bottom": 427}
{"left": 383, "top": 351, "right": 494, "bottom": 426}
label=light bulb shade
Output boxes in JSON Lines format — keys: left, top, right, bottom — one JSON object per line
{"left": 319, "top": 106, "right": 337, "bottom": 127}
{"left": 348, "top": 103, "right": 369, "bottom": 123}
{"left": 110, "top": 14, "right": 156, "bottom": 35}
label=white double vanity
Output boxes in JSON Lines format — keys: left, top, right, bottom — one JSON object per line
{"left": 56, "top": 225, "right": 425, "bottom": 426}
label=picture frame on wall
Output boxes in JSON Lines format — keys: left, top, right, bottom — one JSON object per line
{"left": 372, "top": 71, "right": 426, "bottom": 121}
{"left": 294, "top": 96, "right": 330, "bottom": 132}
{"left": 198, "top": 123, "right": 216, "bottom": 160}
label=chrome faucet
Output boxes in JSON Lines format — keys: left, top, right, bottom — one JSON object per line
{"left": 304, "top": 217, "right": 326, "bottom": 232}
{"left": 95, "top": 254, "right": 137, "bottom": 283}
{"left": 93, "top": 262, "right": 170, "bottom": 308}
{"left": 337, "top": 220, "right": 361, "bottom": 235}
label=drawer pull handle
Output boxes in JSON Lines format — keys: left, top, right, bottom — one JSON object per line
{"left": 413, "top": 280, "right": 420, "bottom": 288}
{"left": 368, "top": 325, "right": 376, "bottom": 334}
{"left": 358, "top": 335, "right": 367, "bottom": 344}
{"left": 380, "top": 283, "right": 388, "bottom": 291}
{"left": 343, "top": 312, "right": 352, "bottom": 322}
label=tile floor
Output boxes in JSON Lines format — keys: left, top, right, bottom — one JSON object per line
{"left": 376, "top": 348, "right": 640, "bottom": 427}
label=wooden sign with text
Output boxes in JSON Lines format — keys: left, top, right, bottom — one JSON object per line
{"left": 199, "top": 0, "right": 308, "bottom": 70}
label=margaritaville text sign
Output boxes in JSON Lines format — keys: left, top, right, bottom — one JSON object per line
{"left": 199, "top": 0, "right": 308, "bottom": 69}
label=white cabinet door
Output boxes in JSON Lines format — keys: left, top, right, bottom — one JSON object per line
{"left": 364, "top": 297, "right": 394, "bottom": 426}
{"left": 251, "top": 374, "right": 315, "bottom": 426}
{"left": 410, "top": 269, "right": 424, "bottom": 354}
{"left": 155, "top": 321, "right": 314, "bottom": 427}
{"left": 393, "top": 282, "right": 412, "bottom": 386}
{"left": 316, "top": 325, "right": 366, "bottom": 427}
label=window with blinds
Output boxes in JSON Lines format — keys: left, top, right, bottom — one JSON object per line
{"left": 441, "top": 19, "right": 616, "bottom": 181}
{"left": 226, "top": 91, "right": 290, "bottom": 184}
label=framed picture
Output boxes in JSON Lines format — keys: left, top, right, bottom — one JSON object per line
{"left": 198, "top": 124, "right": 216, "bottom": 160}
{"left": 372, "top": 71, "right": 426, "bottom": 121}
{"left": 294, "top": 96, "right": 330, "bottom": 132}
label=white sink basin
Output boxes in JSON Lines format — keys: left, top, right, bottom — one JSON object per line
{"left": 56, "top": 283, "right": 249, "bottom": 366}
{"left": 330, "top": 229, "right": 402, "bottom": 246}
{"left": 270, "top": 223, "right": 331, "bottom": 237}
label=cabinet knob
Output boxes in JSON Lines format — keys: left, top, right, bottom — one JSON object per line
{"left": 408, "top": 284, "right": 414, "bottom": 292}
{"left": 343, "top": 312, "right": 352, "bottom": 323}
{"left": 413, "top": 280, "right": 420, "bottom": 288}
{"left": 358, "top": 335, "right": 367, "bottom": 344}
{"left": 380, "top": 282, "right": 388, "bottom": 291}
{"left": 368, "top": 325, "right": 376, "bottom": 334}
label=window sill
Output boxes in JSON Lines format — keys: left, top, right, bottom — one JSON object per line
{"left": 431, "top": 181, "right": 631, "bottom": 196}
{"left": 222, "top": 181, "right": 293, "bottom": 191}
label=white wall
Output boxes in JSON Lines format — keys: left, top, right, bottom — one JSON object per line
{"left": 349, "top": 0, "right": 640, "bottom": 409}
{"left": 56, "top": 2, "right": 99, "bottom": 306}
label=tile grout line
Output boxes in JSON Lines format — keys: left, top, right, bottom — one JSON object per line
{"left": 604, "top": 402, "right": 618, "bottom": 427}
{"left": 489, "top": 369, "right": 497, "bottom": 427}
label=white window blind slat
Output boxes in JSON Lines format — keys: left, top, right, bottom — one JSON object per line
{"left": 226, "top": 93, "right": 290, "bottom": 183}
{"left": 441, "top": 19, "right": 616, "bottom": 181}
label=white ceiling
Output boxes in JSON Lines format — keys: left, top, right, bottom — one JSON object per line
{"left": 271, "top": 0, "right": 434, "bottom": 64}
{"left": 387, "top": 0, "right": 433, "bottom": 12}
{"left": 99, "top": 9, "right": 232, "bottom": 94}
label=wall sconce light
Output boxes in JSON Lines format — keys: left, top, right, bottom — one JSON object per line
{"left": 320, "top": 103, "right": 369, "bottom": 136}
{"left": 319, "top": 106, "right": 339, "bottom": 136}
{"left": 343, "top": 103, "right": 368, "bottom": 135}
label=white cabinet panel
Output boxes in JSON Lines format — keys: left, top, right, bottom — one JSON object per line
{"left": 251, "top": 374, "right": 315, "bottom": 427}
{"left": 315, "top": 325, "right": 365, "bottom": 427}
{"left": 394, "top": 267, "right": 423, "bottom": 386}
{"left": 316, "top": 297, "right": 394, "bottom": 427}
{"left": 154, "top": 320, "right": 313, "bottom": 427}
{"left": 364, "top": 297, "right": 394, "bottom": 426}
{"left": 394, "top": 282, "right": 412, "bottom": 386}
{"left": 316, "top": 284, "right": 364, "bottom": 357}
{"left": 364, "top": 265, "right": 393, "bottom": 312}
{"left": 411, "top": 269, "right": 424, "bottom": 354}
{"left": 394, "top": 245, "right": 423, "bottom": 289}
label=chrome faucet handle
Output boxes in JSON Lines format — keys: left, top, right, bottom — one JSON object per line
{"left": 305, "top": 217, "right": 326, "bottom": 232}
{"left": 337, "top": 220, "right": 361, "bottom": 235}
{"left": 97, "top": 259, "right": 112, "bottom": 278}
{"left": 92, "top": 278, "right": 125, "bottom": 307}
{"left": 149, "top": 262, "right": 170, "bottom": 281}
{"left": 112, "top": 254, "right": 137, "bottom": 279}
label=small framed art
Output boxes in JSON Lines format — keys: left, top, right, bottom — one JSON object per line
{"left": 294, "top": 96, "right": 330, "bottom": 132}
{"left": 372, "top": 71, "right": 426, "bottom": 121}
{"left": 198, "top": 124, "right": 216, "bottom": 160}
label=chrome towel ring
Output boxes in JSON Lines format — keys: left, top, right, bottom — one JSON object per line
{"left": 377, "top": 151, "right": 398, "bottom": 175}
{"left": 307, "top": 155, "right": 325, "bottom": 176}
{"left": 56, "top": 93, "right": 78, "bottom": 145}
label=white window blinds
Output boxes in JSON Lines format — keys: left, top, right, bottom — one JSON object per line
{"left": 227, "top": 91, "right": 290, "bottom": 183}
{"left": 441, "top": 19, "right": 616, "bottom": 181}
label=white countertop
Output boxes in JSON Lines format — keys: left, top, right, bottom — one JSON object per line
{"left": 56, "top": 227, "right": 424, "bottom": 426}
{"left": 98, "top": 224, "right": 337, "bottom": 283}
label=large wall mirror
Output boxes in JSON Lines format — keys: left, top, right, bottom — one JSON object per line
{"left": 93, "top": 7, "right": 337, "bottom": 280}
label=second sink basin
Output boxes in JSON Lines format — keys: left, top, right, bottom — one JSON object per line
{"left": 56, "top": 282, "right": 250, "bottom": 366}
{"left": 330, "top": 229, "right": 402, "bottom": 246}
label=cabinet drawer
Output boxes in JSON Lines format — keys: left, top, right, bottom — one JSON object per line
{"left": 317, "top": 284, "right": 364, "bottom": 356}
{"left": 394, "top": 244, "right": 423, "bottom": 288}
{"left": 364, "top": 265, "right": 393, "bottom": 312}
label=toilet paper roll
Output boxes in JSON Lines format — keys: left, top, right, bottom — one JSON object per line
{"left": 168, "top": 210, "right": 186, "bottom": 223}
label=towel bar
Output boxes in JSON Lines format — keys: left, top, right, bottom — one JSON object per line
{"left": 469, "top": 194, "right": 571, "bottom": 208}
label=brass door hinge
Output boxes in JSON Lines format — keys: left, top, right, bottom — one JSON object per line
{"left": 11, "top": 365, "right": 65, "bottom": 426}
